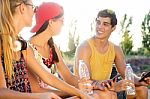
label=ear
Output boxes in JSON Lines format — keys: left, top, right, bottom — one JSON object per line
{"left": 48, "top": 19, "right": 53, "bottom": 27}
{"left": 111, "top": 25, "right": 116, "bottom": 32}
{"left": 19, "top": 4, "right": 25, "bottom": 14}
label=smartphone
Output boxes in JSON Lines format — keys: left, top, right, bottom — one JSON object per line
{"left": 139, "top": 71, "right": 150, "bottom": 82}
{"left": 111, "top": 74, "right": 120, "bottom": 82}
{"left": 106, "top": 74, "right": 120, "bottom": 87}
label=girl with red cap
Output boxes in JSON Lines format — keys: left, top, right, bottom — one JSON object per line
{"left": 0, "top": 0, "right": 62, "bottom": 99}
{"left": 28, "top": 2, "right": 93, "bottom": 99}
{"left": 0, "top": 0, "right": 93, "bottom": 98}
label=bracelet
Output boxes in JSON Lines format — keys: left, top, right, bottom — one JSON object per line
{"left": 91, "top": 80, "right": 101, "bottom": 89}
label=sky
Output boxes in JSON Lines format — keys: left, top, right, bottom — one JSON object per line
{"left": 21, "top": 0, "right": 150, "bottom": 51}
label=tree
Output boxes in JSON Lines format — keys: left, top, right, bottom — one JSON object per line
{"left": 68, "top": 19, "right": 79, "bottom": 53}
{"left": 62, "top": 19, "right": 79, "bottom": 58}
{"left": 120, "top": 14, "right": 133, "bottom": 55}
{"left": 141, "top": 11, "right": 150, "bottom": 52}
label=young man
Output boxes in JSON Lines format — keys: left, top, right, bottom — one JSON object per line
{"left": 74, "top": 9, "right": 149, "bottom": 99}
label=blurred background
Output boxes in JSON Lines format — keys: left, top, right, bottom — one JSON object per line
{"left": 21, "top": 0, "right": 150, "bottom": 85}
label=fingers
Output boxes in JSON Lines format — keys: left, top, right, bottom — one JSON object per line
{"left": 49, "top": 93, "right": 62, "bottom": 99}
{"left": 91, "top": 80, "right": 105, "bottom": 90}
{"left": 103, "top": 80, "right": 114, "bottom": 89}
{"left": 125, "top": 81, "right": 135, "bottom": 88}
{"left": 145, "top": 77, "right": 150, "bottom": 84}
{"left": 101, "top": 82, "right": 108, "bottom": 90}
{"left": 114, "top": 79, "right": 135, "bottom": 92}
{"left": 141, "top": 72, "right": 146, "bottom": 77}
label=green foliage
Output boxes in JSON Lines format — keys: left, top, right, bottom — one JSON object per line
{"left": 61, "top": 19, "right": 79, "bottom": 63}
{"left": 68, "top": 20, "right": 79, "bottom": 53}
{"left": 137, "top": 47, "right": 150, "bottom": 57}
{"left": 141, "top": 11, "right": 150, "bottom": 51}
{"left": 120, "top": 14, "right": 133, "bottom": 55}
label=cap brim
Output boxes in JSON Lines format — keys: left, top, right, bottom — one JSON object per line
{"left": 30, "top": 23, "right": 42, "bottom": 33}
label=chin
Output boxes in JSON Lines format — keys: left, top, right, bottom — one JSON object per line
{"left": 26, "top": 23, "right": 32, "bottom": 27}
{"left": 95, "top": 34, "right": 101, "bottom": 38}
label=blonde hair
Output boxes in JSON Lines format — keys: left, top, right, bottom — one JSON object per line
{"left": 0, "top": 0, "right": 28, "bottom": 80}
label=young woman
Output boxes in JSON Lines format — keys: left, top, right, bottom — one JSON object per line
{"left": 0, "top": 0, "right": 61, "bottom": 98}
{"left": 0, "top": 0, "right": 91, "bottom": 99}
{"left": 27, "top": 2, "right": 94, "bottom": 99}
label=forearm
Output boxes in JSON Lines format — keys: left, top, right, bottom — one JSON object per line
{"left": 0, "top": 88, "right": 40, "bottom": 99}
{"left": 65, "top": 74, "right": 79, "bottom": 88}
{"left": 134, "top": 74, "right": 141, "bottom": 85}
{"left": 43, "top": 74, "right": 83, "bottom": 98}
{"left": 48, "top": 90, "right": 72, "bottom": 98}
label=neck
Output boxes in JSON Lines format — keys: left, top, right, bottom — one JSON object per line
{"left": 13, "top": 15, "right": 24, "bottom": 35}
{"left": 30, "top": 30, "right": 52, "bottom": 47}
{"left": 93, "top": 36, "right": 109, "bottom": 48}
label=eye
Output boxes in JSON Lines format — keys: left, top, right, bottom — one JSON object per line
{"left": 103, "top": 23, "right": 111, "bottom": 26}
{"left": 96, "top": 20, "right": 101, "bottom": 25}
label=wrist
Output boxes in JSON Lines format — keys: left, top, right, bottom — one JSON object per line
{"left": 91, "top": 80, "right": 98, "bottom": 89}
{"left": 109, "top": 89, "right": 117, "bottom": 93}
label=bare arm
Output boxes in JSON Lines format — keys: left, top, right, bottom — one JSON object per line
{"left": 0, "top": 50, "right": 60, "bottom": 99}
{"left": 74, "top": 41, "right": 105, "bottom": 90}
{"left": 114, "top": 45, "right": 126, "bottom": 78}
{"left": 114, "top": 45, "right": 141, "bottom": 85}
{"left": 54, "top": 44, "right": 79, "bottom": 87}
{"left": 22, "top": 46, "right": 89, "bottom": 98}
{"left": 74, "top": 41, "right": 92, "bottom": 78}
{"left": 0, "top": 88, "right": 53, "bottom": 99}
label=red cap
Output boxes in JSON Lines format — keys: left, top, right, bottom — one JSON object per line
{"left": 31, "top": 2, "right": 63, "bottom": 33}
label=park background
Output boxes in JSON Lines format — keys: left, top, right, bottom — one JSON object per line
{"left": 21, "top": 0, "right": 150, "bottom": 83}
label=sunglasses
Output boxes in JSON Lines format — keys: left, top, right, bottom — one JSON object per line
{"left": 14, "top": 2, "right": 37, "bottom": 13}
{"left": 25, "top": 3, "right": 38, "bottom": 13}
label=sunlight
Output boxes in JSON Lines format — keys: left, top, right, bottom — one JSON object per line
{"left": 20, "top": 0, "right": 150, "bottom": 51}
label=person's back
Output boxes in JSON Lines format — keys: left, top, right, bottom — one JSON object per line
{"left": 2, "top": 45, "right": 32, "bottom": 93}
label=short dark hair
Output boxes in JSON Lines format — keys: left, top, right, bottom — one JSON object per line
{"left": 97, "top": 9, "right": 117, "bottom": 27}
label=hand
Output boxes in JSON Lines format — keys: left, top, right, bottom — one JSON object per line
{"left": 101, "top": 74, "right": 120, "bottom": 91}
{"left": 78, "top": 79, "right": 93, "bottom": 93}
{"left": 139, "top": 77, "right": 150, "bottom": 86}
{"left": 139, "top": 72, "right": 150, "bottom": 86}
{"left": 91, "top": 80, "right": 105, "bottom": 90}
{"left": 135, "top": 72, "right": 150, "bottom": 86}
{"left": 113, "top": 79, "right": 135, "bottom": 92}
{"left": 81, "top": 93, "right": 94, "bottom": 99}
{"left": 40, "top": 92, "right": 62, "bottom": 99}
{"left": 145, "top": 77, "right": 150, "bottom": 85}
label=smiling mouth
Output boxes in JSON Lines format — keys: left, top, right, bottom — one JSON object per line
{"left": 97, "top": 30, "right": 104, "bottom": 34}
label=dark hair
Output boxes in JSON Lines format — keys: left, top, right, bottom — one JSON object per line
{"left": 97, "top": 9, "right": 117, "bottom": 27}
{"left": 34, "top": 13, "right": 64, "bottom": 63}
{"left": 18, "top": 37, "right": 27, "bottom": 51}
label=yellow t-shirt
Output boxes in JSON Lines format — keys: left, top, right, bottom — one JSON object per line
{"left": 87, "top": 39, "right": 115, "bottom": 81}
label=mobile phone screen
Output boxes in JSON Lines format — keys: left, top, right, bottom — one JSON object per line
{"left": 139, "top": 72, "right": 150, "bottom": 82}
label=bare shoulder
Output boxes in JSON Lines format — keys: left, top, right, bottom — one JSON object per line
{"left": 113, "top": 44, "right": 123, "bottom": 53}
{"left": 76, "top": 39, "right": 91, "bottom": 53}
{"left": 113, "top": 43, "right": 125, "bottom": 59}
